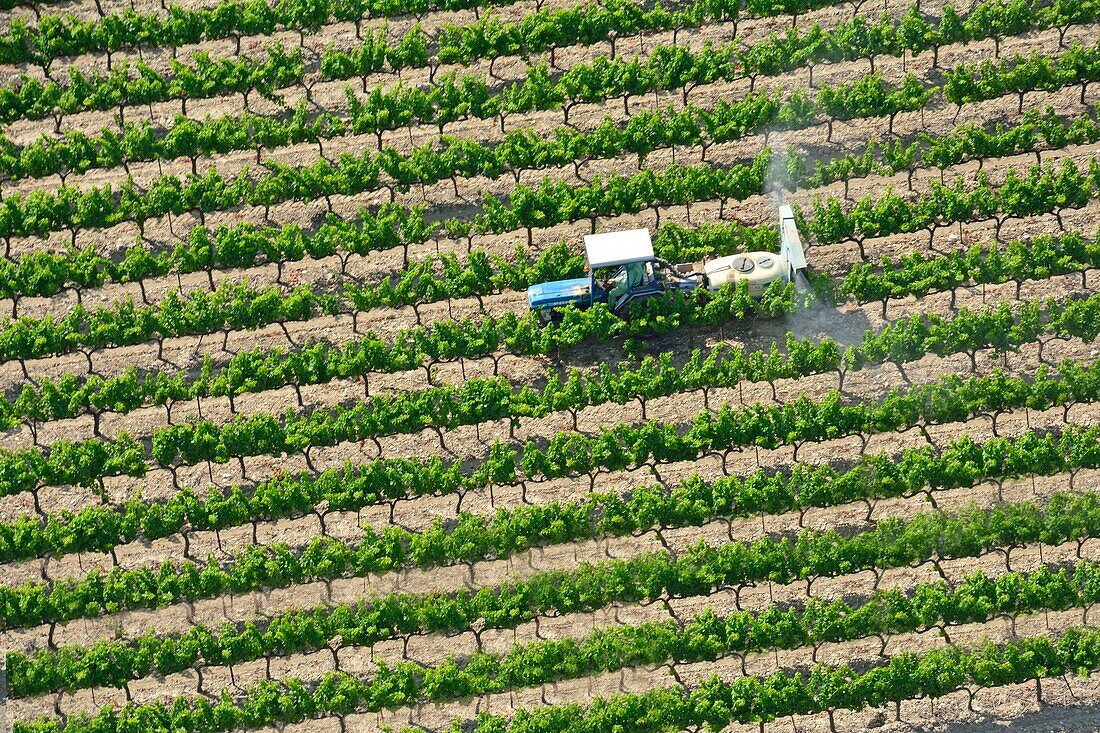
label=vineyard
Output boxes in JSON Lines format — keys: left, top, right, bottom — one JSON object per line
{"left": 5, "top": 0, "right": 1100, "bottom": 730}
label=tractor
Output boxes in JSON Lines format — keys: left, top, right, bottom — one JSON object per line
{"left": 528, "top": 205, "right": 809, "bottom": 319}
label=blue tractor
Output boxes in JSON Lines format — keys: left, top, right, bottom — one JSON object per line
{"left": 528, "top": 205, "right": 809, "bottom": 319}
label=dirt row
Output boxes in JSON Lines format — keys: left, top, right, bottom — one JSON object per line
{"left": 5, "top": 80, "right": 1097, "bottom": 332}
{"left": 2, "top": 125, "right": 1095, "bottom": 376}
{"left": 0, "top": 285, "right": 1092, "bottom": 535}
{"left": 12, "top": 521, "right": 1096, "bottom": 724}
{"left": 0, "top": 0, "right": 921, "bottom": 99}
{"left": 0, "top": 67, "right": 1085, "bottom": 350}
{"left": 0, "top": 0, "right": 907, "bottom": 148}
{"left": 2, "top": 254, "right": 1089, "bottom": 458}
{"left": 2, "top": 16, "right": 1091, "bottom": 268}
{"left": 7, "top": 0, "right": 981, "bottom": 37}
{"left": 0, "top": 185, "right": 1090, "bottom": 454}
{"left": 379, "top": 606, "right": 1090, "bottom": 733}
{"left": 1, "top": 5, "right": 1082, "bottom": 235}
{"left": 0, "top": 0, "right": 200, "bottom": 26}
{"left": 249, "top": 671, "right": 1100, "bottom": 733}
{"left": 2, "top": 325, "right": 1085, "bottom": 587}
{"left": 0, "top": 297, "right": 1082, "bottom": 526}
{"left": 1, "top": 88, "right": 1092, "bottom": 365}
{"left": 0, "top": 337, "right": 989, "bottom": 578}
{"left": 760, "top": 674, "right": 1100, "bottom": 733}
{"left": 0, "top": 0, "right": 957, "bottom": 201}
{"left": 4, "top": 449, "right": 1088, "bottom": 674}
{"left": 2, "top": 389, "right": 1093, "bottom": 666}
{"left": 0, "top": 242, "right": 1092, "bottom": 529}
{"left": 0, "top": 0, "right": 950, "bottom": 150}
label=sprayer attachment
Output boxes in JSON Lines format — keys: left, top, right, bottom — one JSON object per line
{"left": 778, "top": 204, "right": 808, "bottom": 281}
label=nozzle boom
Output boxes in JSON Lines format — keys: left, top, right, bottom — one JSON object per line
{"left": 778, "top": 204, "right": 807, "bottom": 276}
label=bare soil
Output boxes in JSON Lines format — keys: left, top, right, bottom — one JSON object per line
{"left": 4, "top": 2, "right": 1100, "bottom": 733}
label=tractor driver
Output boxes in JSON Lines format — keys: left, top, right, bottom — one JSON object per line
{"left": 607, "top": 260, "right": 646, "bottom": 311}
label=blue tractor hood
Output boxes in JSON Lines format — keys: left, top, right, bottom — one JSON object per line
{"left": 528, "top": 277, "right": 591, "bottom": 310}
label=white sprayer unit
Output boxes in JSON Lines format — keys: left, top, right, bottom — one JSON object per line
{"left": 702, "top": 204, "right": 808, "bottom": 296}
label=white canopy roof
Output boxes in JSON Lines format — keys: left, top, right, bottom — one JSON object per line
{"left": 583, "top": 229, "right": 654, "bottom": 269}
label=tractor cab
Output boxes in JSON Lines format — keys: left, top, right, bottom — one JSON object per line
{"left": 585, "top": 229, "right": 682, "bottom": 314}
{"left": 527, "top": 229, "right": 702, "bottom": 318}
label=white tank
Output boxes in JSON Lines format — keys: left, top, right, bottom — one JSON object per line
{"left": 703, "top": 251, "right": 789, "bottom": 297}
